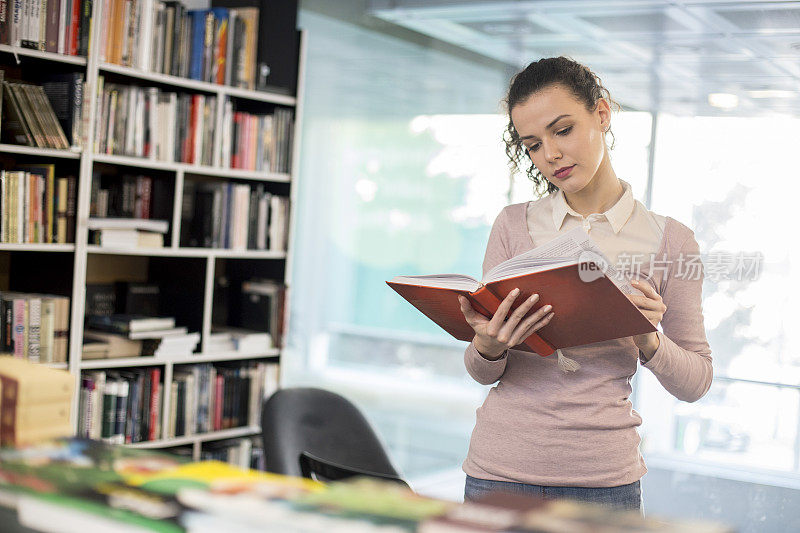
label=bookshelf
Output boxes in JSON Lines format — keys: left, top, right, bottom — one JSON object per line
{"left": 0, "top": 3, "right": 305, "bottom": 460}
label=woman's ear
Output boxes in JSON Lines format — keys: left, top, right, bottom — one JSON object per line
{"left": 595, "top": 98, "right": 612, "bottom": 132}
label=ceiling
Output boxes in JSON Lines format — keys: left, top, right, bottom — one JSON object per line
{"left": 368, "top": 0, "right": 800, "bottom": 116}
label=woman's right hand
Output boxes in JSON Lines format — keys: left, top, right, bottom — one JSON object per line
{"left": 458, "top": 289, "right": 554, "bottom": 360}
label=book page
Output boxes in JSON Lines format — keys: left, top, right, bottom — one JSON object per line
{"left": 484, "top": 227, "right": 636, "bottom": 294}
{"left": 389, "top": 274, "right": 480, "bottom": 292}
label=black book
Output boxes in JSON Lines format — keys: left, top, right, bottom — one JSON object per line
{"left": 78, "top": 0, "right": 93, "bottom": 56}
{"left": 115, "top": 282, "right": 160, "bottom": 316}
{"left": 175, "top": 378, "right": 186, "bottom": 436}
{"left": 247, "top": 186, "right": 258, "bottom": 250}
{"left": 85, "top": 283, "right": 116, "bottom": 316}
{"left": 65, "top": 176, "right": 77, "bottom": 243}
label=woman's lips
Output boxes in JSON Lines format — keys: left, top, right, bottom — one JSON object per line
{"left": 554, "top": 165, "right": 575, "bottom": 179}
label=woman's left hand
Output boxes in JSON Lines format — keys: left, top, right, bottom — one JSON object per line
{"left": 627, "top": 280, "right": 666, "bottom": 357}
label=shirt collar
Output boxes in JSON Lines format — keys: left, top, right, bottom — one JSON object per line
{"left": 551, "top": 179, "right": 635, "bottom": 234}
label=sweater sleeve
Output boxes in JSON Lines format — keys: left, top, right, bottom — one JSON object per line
{"left": 642, "top": 231, "right": 713, "bottom": 402}
{"left": 463, "top": 207, "right": 514, "bottom": 385}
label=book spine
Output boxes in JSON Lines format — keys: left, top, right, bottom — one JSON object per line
{"left": 187, "top": 10, "right": 204, "bottom": 81}
{"left": 26, "top": 297, "right": 40, "bottom": 362}
{"left": 0, "top": 376, "right": 19, "bottom": 443}
{"left": 148, "top": 367, "right": 160, "bottom": 440}
{"left": 0, "top": 0, "right": 8, "bottom": 45}
{"left": 77, "top": 0, "right": 90, "bottom": 55}
{"left": 44, "top": 0, "right": 57, "bottom": 51}
{"left": 67, "top": 0, "right": 79, "bottom": 55}
{"left": 101, "top": 379, "right": 116, "bottom": 440}
{"left": 12, "top": 298, "right": 24, "bottom": 357}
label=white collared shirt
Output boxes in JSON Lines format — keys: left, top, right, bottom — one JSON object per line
{"left": 526, "top": 179, "right": 666, "bottom": 271}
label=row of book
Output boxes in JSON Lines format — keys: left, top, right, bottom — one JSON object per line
{"left": 77, "top": 361, "right": 278, "bottom": 444}
{"left": 1, "top": 77, "right": 72, "bottom": 149}
{"left": 1, "top": 71, "right": 86, "bottom": 149}
{"left": 199, "top": 436, "right": 265, "bottom": 471}
{"left": 222, "top": 103, "right": 293, "bottom": 173}
{"left": 0, "top": 168, "right": 76, "bottom": 244}
{"left": 0, "top": 0, "right": 91, "bottom": 55}
{"left": 90, "top": 173, "right": 172, "bottom": 220}
{"left": 167, "top": 361, "right": 278, "bottom": 439}
{"left": 83, "top": 314, "right": 200, "bottom": 360}
{"left": 0, "top": 292, "right": 70, "bottom": 364}
{"left": 100, "top": 3, "right": 260, "bottom": 90}
{"left": 78, "top": 368, "right": 163, "bottom": 443}
{"left": 0, "top": 357, "right": 74, "bottom": 446}
{"left": 94, "top": 80, "right": 218, "bottom": 166}
{"left": 181, "top": 181, "right": 289, "bottom": 251}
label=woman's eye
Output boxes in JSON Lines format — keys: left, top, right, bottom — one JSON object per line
{"left": 527, "top": 143, "right": 540, "bottom": 153}
{"left": 557, "top": 126, "right": 572, "bottom": 136}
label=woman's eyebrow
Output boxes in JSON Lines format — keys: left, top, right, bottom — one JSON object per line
{"left": 519, "top": 114, "right": 572, "bottom": 140}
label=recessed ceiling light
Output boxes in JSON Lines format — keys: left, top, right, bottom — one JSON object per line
{"left": 747, "top": 90, "right": 796, "bottom": 99}
{"left": 708, "top": 93, "right": 739, "bottom": 109}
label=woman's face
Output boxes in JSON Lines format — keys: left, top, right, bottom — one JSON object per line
{"left": 510, "top": 84, "right": 610, "bottom": 194}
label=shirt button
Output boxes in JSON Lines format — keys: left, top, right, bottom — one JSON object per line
{"left": 582, "top": 220, "right": 591, "bottom": 230}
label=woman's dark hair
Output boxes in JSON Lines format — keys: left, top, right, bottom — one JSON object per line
{"left": 504, "top": 56, "right": 620, "bottom": 196}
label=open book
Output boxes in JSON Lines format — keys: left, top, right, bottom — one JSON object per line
{"left": 387, "top": 227, "right": 655, "bottom": 356}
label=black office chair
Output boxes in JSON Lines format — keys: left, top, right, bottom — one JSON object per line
{"left": 260, "top": 387, "right": 410, "bottom": 489}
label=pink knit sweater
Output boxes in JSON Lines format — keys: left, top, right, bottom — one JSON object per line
{"left": 462, "top": 202, "right": 713, "bottom": 487}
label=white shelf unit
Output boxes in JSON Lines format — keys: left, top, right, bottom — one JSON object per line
{"left": 0, "top": 4, "right": 306, "bottom": 461}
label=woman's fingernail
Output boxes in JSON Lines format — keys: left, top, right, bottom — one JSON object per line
{"left": 543, "top": 305, "right": 553, "bottom": 312}
{"left": 530, "top": 294, "right": 539, "bottom": 302}
{"left": 512, "top": 288, "right": 520, "bottom": 295}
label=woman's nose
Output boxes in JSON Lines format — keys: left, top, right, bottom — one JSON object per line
{"left": 544, "top": 141, "right": 562, "bottom": 162}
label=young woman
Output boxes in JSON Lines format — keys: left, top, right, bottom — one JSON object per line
{"left": 457, "top": 57, "right": 713, "bottom": 511}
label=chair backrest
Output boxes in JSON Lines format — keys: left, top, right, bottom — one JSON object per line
{"left": 261, "top": 387, "right": 401, "bottom": 479}
{"left": 299, "top": 451, "right": 411, "bottom": 490}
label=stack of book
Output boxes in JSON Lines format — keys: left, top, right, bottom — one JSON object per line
{"left": 90, "top": 172, "right": 172, "bottom": 221}
{"left": 1, "top": 78, "right": 73, "bottom": 149}
{"left": 78, "top": 368, "right": 163, "bottom": 443}
{"left": 181, "top": 182, "right": 289, "bottom": 251}
{"left": 0, "top": 0, "right": 92, "bottom": 55}
{"left": 221, "top": 104, "right": 294, "bottom": 173}
{"left": 206, "top": 328, "right": 272, "bottom": 354}
{"left": 166, "top": 360, "right": 277, "bottom": 439}
{"left": 94, "top": 79, "right": 218, "bottom": 165}
{"left": 84, "top": 314, "right": 201, "bottom": 359}
{"left": 98, "top": 3, "right": 260, "bottom": 89}
{"left": 0, "top": 356, "right": 74, "bottom": 446}
{"left": 0, "top": 292, "right": 70, "bottom": 363}
{"left": 0, "top": 168, "right": 77, "bottom": 244}
{"left": 87, "top": 217, "right": 169, "bottom": 248}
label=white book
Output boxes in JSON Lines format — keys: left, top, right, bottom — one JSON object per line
{"left": 137, "top": 0, "right": 154, "bottom": 71}
{"left": 128, "top": 327, "right": 189, "bottom": 340}
{"left": 88, "top": 217, "right": 170, "bottom": 233}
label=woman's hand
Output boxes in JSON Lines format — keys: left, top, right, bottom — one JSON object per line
{"left": 627, "top": 280, "right": 666, "bottom": 358}
{"left": 458, "top": 288, "right": 554, "bottom": 360}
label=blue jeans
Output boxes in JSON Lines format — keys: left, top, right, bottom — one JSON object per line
{"left": 464, "top": 475, "right": 642, "bottom": 512}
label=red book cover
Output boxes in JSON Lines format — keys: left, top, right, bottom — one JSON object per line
{"left": 187, "top": 94, "right": 200, "bottom": 165}
{"left": 68, "top": 0, "right": 81, "bottom": 55}
{"left": 387, "top": 261, "right": 655, "bottom": 356}
{"left": 148, "top": 368, "right": 161, "bottom": 441}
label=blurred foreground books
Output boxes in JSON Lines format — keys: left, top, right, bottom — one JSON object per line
{"left": 0, "top": 438, "right": 734, "bottom": 532}
{"left": 0, "top": 357, "right": 74, "bottom": 446}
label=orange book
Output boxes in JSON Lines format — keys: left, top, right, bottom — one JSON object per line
{"left": 388, "top": 255, "right": 655, "bottom": 357}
